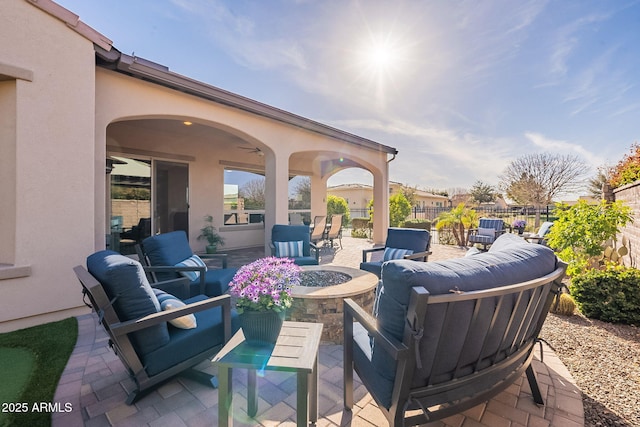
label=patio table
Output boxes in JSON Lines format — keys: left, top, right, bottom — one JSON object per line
{"left": 213, "top": 321, "right": 323, "bottom": 427}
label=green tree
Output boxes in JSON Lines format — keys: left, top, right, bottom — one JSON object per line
{"left": 326, "top": 194, "right": 350, "bottom": 225}
{"left": 546, "top": 200, "right": 633, "bottom": 276}
{"left": 435, "top": 203, "right": 478, "bottom": 246}
{"left": 389, "top": 193, "right": 412, "bottom": 227}
{"left": 470, "top": 180, "right": 497, "bottom": 205}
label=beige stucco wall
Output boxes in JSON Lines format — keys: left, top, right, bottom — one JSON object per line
{"left": 96, "top": 69, "right": 390, "bottom": 251}
{"left": 0, "top": 0, "right": 392, "bottom": 331}
{"left": 0, "top": 1, "right": 96, "bottom": 331}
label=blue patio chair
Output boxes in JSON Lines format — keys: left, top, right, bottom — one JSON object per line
{"left": 468, "top": 218, "right": 505, "bottom": 250}
{"left": 270, "top": 224, "right": 320, "bottom": 265}
{"left": 75, "top": 250, "right": 238, "bottom": 404}
{"left": 524, "top": 221, "right": 554, "bottom": 245}
{"left": 360, "top": 228, "right": 431, "bottom": 278}
{"left": 137, "top": 231, "right": 237, "bottom": 298}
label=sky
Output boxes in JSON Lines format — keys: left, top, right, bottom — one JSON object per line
{"left": 55, "top": 0, "right": 640, "bottom": 199}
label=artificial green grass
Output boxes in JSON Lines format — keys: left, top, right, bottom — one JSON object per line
{"left": 0, "top": 347, "right": 35, "bottom": 406}
{"left": 0, "top": 317, "right": 78, "bottom": 427}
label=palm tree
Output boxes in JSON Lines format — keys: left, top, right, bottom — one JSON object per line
{"left": 436, "top": 203, "right": 478, "bottom": 246}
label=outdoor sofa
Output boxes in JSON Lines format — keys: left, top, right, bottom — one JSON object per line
{"left": 344, "top": 233, "right": 566, "bottom": 425}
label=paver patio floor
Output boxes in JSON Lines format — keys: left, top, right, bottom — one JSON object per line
{"left": 53, "top": 232, "right": 584, "bottom": 426}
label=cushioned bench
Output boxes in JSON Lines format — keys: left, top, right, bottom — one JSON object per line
{"left": 344, "top": 233, "right": 566, "bottom": 425}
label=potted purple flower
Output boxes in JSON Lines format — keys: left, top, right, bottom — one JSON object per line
{"left": 512, "top": 219, "right": 526, "bottom": 235}
{"left": 229, "top": 257, "right": 301, "bottom": 345}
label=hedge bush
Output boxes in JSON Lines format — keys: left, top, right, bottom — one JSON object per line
{"left": 401, "top": 219, "right": 431, "bottom": 231}
{"left": 570, "top": 266, "right": 640, "bottom": 326}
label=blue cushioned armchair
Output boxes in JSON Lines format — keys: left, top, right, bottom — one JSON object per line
{"left": 75, "top": 250, "right": 238, "bottom": 404}
{"left": 468, "top": 217, "right": 505, "bottom": 250}
{"left": 360, "top": 228, "right": 431, "bottom": 278}
{"left": 137, "top": 231, "right": 237, "bottom": 298}
{"left": 270, "top": 224, "right": 320, "bottom": 265}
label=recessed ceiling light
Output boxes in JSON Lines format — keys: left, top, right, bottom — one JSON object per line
{"left": 183, "top": 121, "right": 193, "bottom": 126}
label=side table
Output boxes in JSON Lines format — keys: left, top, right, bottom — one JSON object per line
{"left": 213, "top": 321, "right": 324, "bottom": 427}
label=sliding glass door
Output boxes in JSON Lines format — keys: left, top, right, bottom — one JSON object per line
{"left": 154, "top": 160, "right": 189, "bottom": 236}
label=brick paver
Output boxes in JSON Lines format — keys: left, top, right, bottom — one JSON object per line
{"left": 54, "top": 233, "right": 584, "bottom": 426}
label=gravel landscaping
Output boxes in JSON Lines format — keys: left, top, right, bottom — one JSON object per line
{"left": 541, "top": 313, "right": 640, "bottom": 427}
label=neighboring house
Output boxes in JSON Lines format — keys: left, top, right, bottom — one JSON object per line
{"left": 328, "top": 182, "right": 450, "bottom": 217}
{"left": 389, "top": 182, "right": 450, "bottom": 209}
{"left": 0, "top": 0, "right": 397, "bottom": 332}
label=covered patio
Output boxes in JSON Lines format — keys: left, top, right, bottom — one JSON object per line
{"left": 54, "top": 235, "right": 584, "bottom": 426}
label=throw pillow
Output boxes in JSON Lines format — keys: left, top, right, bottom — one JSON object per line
{"left": 175, "top": 254, "right": 207, "bottom": 282}
{"left": 383, "top": 247, "right": 414, "bottom": 261}
{"left": 274, "top": 241, "right": 303, "bottom": 258}
{"left": 154, "top": 289, "right": 197, "bottom": 329}
{"left": 477, "top": 227, "right": 495, "bottom": 237}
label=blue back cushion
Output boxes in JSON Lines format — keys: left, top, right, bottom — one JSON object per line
{"left": 372, "top": 233, "right": 557, "bottom": 398}
{"left": 143, "top": 231, "right": 194, "bottom": 280}
{"left": 271, "top": 225, "right": 311, "bottom": 256}
{"left": 87, "top": 250, "right": 170, "bottom": 356}
{"left": 385, "top": 228, "right": 430, "bottom": 253}
{"left": 478, "top": 218, "right": 504, "bottom": 231}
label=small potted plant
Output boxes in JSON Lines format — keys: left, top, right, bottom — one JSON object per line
{"left": 197, "top": 215, "right": 225, "bottom": 253}
{"left": 512, "top": 219, "right": 526, "bottom": 235}
{"left": 228, "top": 257, "right": 301, "bottom": 345}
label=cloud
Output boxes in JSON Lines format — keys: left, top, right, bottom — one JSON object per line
{"left": 524, "top": 132, "right": 600, "bottom": 167}
{"left": 171, "top": 0, "right": 308, "bottom": 71}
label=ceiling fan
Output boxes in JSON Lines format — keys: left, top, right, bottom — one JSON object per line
{"left": 237, "top": 146, "right": 264, "bottom": 156}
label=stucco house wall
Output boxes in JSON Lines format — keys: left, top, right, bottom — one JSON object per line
{"left": 1, "top": 1, "right": 98, "bottom": 331}
{"left": 0, "top": 0, "right": 397, "bottom": 332}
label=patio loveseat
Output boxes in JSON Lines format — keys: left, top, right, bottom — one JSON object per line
{"left": 344, "top": 233, "right": 566, "bottom": 426}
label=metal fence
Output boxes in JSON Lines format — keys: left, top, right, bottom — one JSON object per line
{"left": 348, "top": 206, "right": 556, "bottom": 227}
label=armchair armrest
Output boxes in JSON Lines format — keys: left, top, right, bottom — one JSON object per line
{"left": 198, "top": 253, "right": 228, "bottom": 269}
{"left": 143, "top": 265, "right": 206, "bottom": 295}
{"left": 362, "top": 246, "right": 384, "bottom": 263}
{"left": 405, "top": 250, "right": 432, "bottom": 262}
{"left": 269, "top": 242, "right": 276, "bottom": 256}
{"left": 111, "top": 294, "right": 233, "bottom": 341}
{"left": 310, "top": 242, "right": 320, "bottom": 261}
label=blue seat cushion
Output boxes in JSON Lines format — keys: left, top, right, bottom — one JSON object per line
{"left": 143, "top": 295, "right": 240, "bottom": 376}
{"left": 200, "top": 268, "right": 238, "bottom": 297}
{"left": 360, "top": 261, "right": 383, "bottom": 278}
{"left": 291, "top": 256, "right": 319, "bottom": 266}
{"left": 352, "top": 322, "right": 394, "bottom": 409}
{"left": 87, "top": 250, "right": 170, "bottom": 356}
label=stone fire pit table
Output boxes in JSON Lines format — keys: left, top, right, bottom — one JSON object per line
{"left": 288, "top": 265, "right": 378, "bottom": 343}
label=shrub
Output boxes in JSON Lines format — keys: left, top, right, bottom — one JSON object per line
{"left": 401, "top": 219, "right": 431, "bottom": 231}
{"left": 609, "top": 142, "right": 640, "bottom": 188}
{"left": 350, "top": 228, "right": 369, "bottom": 239}
{"left": 570, "top": 266, "right": 640, "bottom": 325}
{"left": 326, "top": 195, "right": 350, "bottom": 225}
{"left": 546, "top": 200, "right": 632, "bottom": 276}
{"left": 389, "top": 193, "right": 412, "bottom": 227}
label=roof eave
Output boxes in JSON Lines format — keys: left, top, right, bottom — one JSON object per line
{"left": 95, "top": 46, "right": 398, "bottom": 155}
